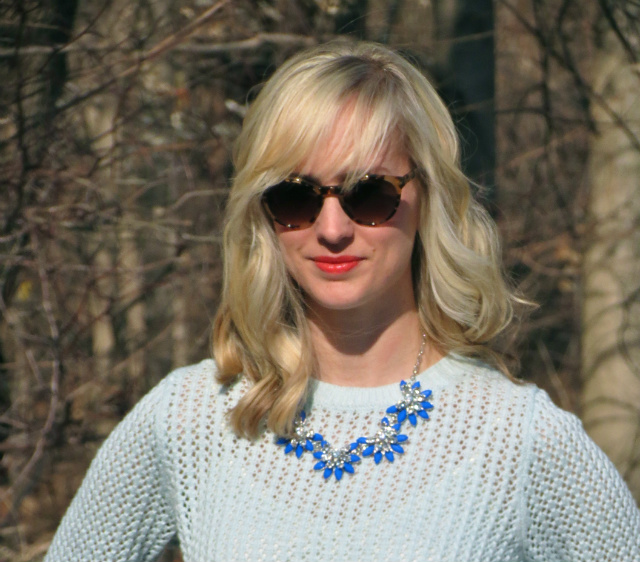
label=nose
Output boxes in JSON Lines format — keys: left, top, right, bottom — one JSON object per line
{"left": 313, "top": 196, "right": 355, "bottom": 248}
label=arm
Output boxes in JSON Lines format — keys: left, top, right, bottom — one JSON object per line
{"left": 523, "top": 389, "right": 640, "bottom": 561}
{"left": 44, "top": 375, "right": 177, "bottom": 562}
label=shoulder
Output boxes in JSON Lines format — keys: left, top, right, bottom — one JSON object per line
{"left": 442, "top": 356, "right": 631, "bottom": 487}
{"left": 437, "top": 354, "right": 539, "bottom": 411}
{"left": 109, "top": 359, "right": 235, "bottom": 444}
{"left": 426, "top": 355, "right": 541, "bottom": 463}
{"left": 150, "top": 358, "right": 232, "bottom": 406}
{"left": 148, "top": 359, "right": 247, "bottom": 437}
{"left": 520, "top": 384, "right": 640, "bottom": 559}
{"left": 525, "top": 385, "right": 620, "bottom": 477}
{"left": 433, "top": 356, "right": 588, "bottom": 459}
{"left": 151, "top": 357, "right": 243, "bottom": 409}
{"left": 160, "top": 358, "right": 219, "bottom": 389}
{"left": 97, "top": 359, "right": 224, "bottom": 441}
{"left": 439, "top": 357, "right": 640, "bottom": 557}
{"left": 441, "top": 356, "right": 602, "bottom": 454}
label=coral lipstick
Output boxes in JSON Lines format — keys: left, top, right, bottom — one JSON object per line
{"left": 312, "top": 256, "right": 362, "bottom": 274}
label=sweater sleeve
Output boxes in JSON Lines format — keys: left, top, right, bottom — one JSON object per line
{"left": 44, "top": 375, "right": 177, "bottom": 562}
{"left": 523, "top": 388, "right": 640, "bottom": 561}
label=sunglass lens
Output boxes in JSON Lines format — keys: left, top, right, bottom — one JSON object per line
{"left": 263, "top": 181, "right": 320, "bottom": 228}
{"left": 344, "top": 179, "right": 400, "bottom": 225}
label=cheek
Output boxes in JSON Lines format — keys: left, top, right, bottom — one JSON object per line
{"left": 388, "top": 234, "right": 417, "bottom": 272}
{"left": 389, "top": 198, "right": 420, "bottom": 248}
{"left": 404, "top": 184, "right": 422, "bottom": 228}
{"left": 378, "top": 204, "right": 420, "bottom": 274}
{"left": 275, "top": 230, "right": 303, "bottom": 275}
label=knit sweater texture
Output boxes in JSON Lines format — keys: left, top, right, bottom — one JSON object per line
{"left": 45, "top": 355, "right": 640, "bottom": 562}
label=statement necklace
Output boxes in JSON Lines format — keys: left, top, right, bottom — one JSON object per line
{"left": 276, "top": 334, "right": 433, "bottom": 481}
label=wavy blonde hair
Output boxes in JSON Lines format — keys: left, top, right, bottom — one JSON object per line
{"left": 213, "top": 40, "right": 519, "bottom": 439}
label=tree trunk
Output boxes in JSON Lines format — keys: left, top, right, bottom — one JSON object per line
{"left": 84, "top": 99, "right": 118, "bottom": 381}
{"left": 582, "top": 29, "right": 640, "bottom": 503}
{"left": 119, "top": 227, "right": 147, "bottom": 396}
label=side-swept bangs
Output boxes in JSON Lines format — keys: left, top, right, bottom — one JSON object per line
{"left": 234, "top": 47, "right": 417, "bottom": 193}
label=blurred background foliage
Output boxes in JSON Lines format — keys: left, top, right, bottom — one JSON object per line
{"left": 0, "top": 0, "right": 638, "bottom": 560}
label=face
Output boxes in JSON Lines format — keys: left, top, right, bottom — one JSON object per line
{"left": 272, "top": 127, "right": 421, "bottom": 320}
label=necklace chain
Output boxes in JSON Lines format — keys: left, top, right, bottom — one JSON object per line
{"left": 411, "top": 331, "right": 427, "bottom": 378}
{"left": 276, "top": 333, "right": 433, "bottom": 481}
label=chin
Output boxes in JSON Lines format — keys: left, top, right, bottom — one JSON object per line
{"left": 306, "top": 291, "right": 370, "bottom": 312}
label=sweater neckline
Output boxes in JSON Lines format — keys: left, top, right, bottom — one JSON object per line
{"left": 306, "top": 354, "right": 470, "bottom": 411}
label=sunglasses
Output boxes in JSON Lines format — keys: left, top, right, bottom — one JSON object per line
{"left": 261, "top": 168, "right": 417, "bottom": 229}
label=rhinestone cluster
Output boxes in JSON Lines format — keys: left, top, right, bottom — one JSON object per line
{"left": 275, "top": 335, "right": 433, "bottom": 481}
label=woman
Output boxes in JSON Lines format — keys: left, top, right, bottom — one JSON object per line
{"left": 45, "top": 41, "right": 640, "bottom": 562}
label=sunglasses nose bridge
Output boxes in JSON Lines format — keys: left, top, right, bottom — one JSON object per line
{"left": 317, "top": 185, "right": 342, "bottom": 199}
{"left": 318, "top": 185, "right": 351, "bottom": 220}
{"left": 312, "top": 187, "right": 356, "bottom": 239}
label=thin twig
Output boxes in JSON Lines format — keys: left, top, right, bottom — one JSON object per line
{"left": 0, "top": 31, "right": 319, "bottom": 57}
{"left": 596, "top": 0, "right": 638, "bottom": 63}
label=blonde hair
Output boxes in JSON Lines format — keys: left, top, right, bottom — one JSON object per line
{"left": 213, "top": 41, "right": 519, "bottom": 438}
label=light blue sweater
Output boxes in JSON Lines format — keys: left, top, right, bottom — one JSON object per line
{"left": 45, "top": 355, "right": 640, "bottom": 561}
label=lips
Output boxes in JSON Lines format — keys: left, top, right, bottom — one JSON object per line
{"left": 312, "top": 255, "right": 363, "bottom": 274}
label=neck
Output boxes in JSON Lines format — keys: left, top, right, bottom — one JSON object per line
{"left": 307, "top": 305, "right": 442, "bottom": 387}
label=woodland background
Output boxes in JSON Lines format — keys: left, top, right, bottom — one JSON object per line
{"left": 0, "top": 0, "right": 639, "bottom": 560}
